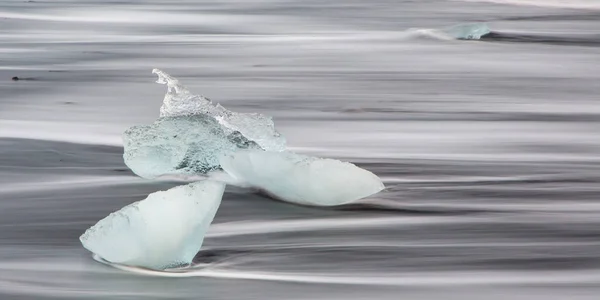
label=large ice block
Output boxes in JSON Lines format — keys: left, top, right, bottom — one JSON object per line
{"left": 123, "top": 115, "right": 260, "bottom": 179}
{"left": 80, "top": 181, "right": 225, "bottom": 270}
{"left": 219, "top": 151, "right": 385, "bottom": 206}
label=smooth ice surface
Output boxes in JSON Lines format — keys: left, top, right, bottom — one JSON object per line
{"left": 123, "top": 115, "right": 260, "bottom": 179}
{"left": 220, "top": 151, "right": 385, "bottom": 206}
{"left": 79, "top": 181, "right": 225, "bottom": 270}
{"left": 444, "top": 23, "right": 491, "bottom": 40}
{"left": 153, "top": 69, "right": 286, "bottom": 151}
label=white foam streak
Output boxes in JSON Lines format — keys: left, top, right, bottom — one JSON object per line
{"left": 206, "top": 216, "right": 468, "bottom": 238}
{"left": 0, "top": 10, "right": 265, "bottom": 25}
{"left": 94, "top": 256, "right": 600, "bottom": 285}
{"left": 0, "top": 120, "right": 123, "bottom": 146}
{"left": 0, "top": 176, "right": 142, "bottom": 194}
{"left": 454, "top": 0, "right": 600, "bottom": 10}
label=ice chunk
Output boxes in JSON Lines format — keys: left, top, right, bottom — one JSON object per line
{"left": 153, "top": 69, "right": 286, "bottom": 151}
{"left": 123, "top": 114, "right": 260, "bottom": 179}
{"left": 123, "top": 69, "right": 287, "bottom": 179}
{"left": 405, "top": 23, "right": 491, "bottom": 41}
{"left": 80, "top": 181, "right": 225, "bottom": 270}
{"left": 444, "top": 23, "right": 491, "bottom": 40}
{"left": 219, "top": 151, "right": 385, "bottom": 206}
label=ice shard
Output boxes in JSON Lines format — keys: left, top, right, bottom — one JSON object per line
{"left": 153, "top": 69, "right": 286, "bottom": 151}
{"left": 123, "top": 69, "right": 286, "bottom": 179}
{"left": 444, "top": 23, "right": 491, "bottom": 40}
{"left": 80, "top": 181, "right": 225, "bottom": 270}
{"left": 219, "top": 151, "right": 385, "bottom": 206}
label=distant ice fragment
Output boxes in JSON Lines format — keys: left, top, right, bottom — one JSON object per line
{"left": 444, "top": 23, "right": 491, "bottom": 40}
{"left": 405, "top": 23, "right": 491, "bottom": 41}
{"left": 152, "top": 69, "right": 286, "bottom": 151}
{"left": 123, "top": 114, "right": 260, "bottom": 179}
{"left": 220, "top": 151, "right": 385, "bottom": 206}
{"left": 80, "top": 181, "right": 225, "bottom": 270}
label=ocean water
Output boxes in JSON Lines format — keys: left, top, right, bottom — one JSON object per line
{"left": 1, "top": 0, "right": 600, "bottom": 299}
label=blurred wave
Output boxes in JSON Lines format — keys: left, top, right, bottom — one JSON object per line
{"left": 1, "top": 0, "right": 600, "bottom": 299}
{"left": 454, "top": 0, "right": 600, "bottom": 10}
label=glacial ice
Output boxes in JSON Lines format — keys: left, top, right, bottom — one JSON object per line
{"left": 405, "top": 23, "right": 491, "bottom": 41}
{"left": 219, "top": 150, "right": 385, "bottom": 206}
{"left": 153, "top": 69, "right": 286, "bottom": 151}
{"left": 444, "top": 23, "right": 491, "bottom": 40}
{"left": 80, "top": 180, "right": 225, "bottom": 270}
{"left": 83, "top": 69, "right": 388, "bottom": 270}
{"left": 123, "top": 114, "right": 261, "bottom": 179}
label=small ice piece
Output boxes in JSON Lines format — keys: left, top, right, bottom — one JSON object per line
{"left": 152, "top": 69, "right": 286, "bottom": 151}
{"left": 219, "top": 151, "right": 385, "bottom": 206}
{"left": 80, "top": 181, "right": 225, "bottom": 270}
{"left": 123, "top": 115, "right": 260, "bottom": 179}
{"left": 444, "top": 23, "right": 491, "bottom": 40}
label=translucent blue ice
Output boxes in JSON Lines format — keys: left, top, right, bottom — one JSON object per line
{"left": 123, "top": 69, "right": 285, "bottom": 179}
{"left": 153, "top": 69, "right": 285, "bottom": 151}
{"left": 220, "top": 150, "right": 385, "bottom": 206}
{"left": 85, "top": 70, "right": 388, "bottom": 271}
{"left": 80, "top": 181, "right": 225, "bottom": 270}
{"left": 123, "top": 114, "right": 260, "bottom": 179}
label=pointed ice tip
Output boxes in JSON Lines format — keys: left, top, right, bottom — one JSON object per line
{"left": 152, "top": 68, "right": 166, "bottom": 79}
{"left": 152, "top": 68, "right": 171, "bottom": 85}
{"left": 151, "top": 68, "right": 186, "bottom": 94}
